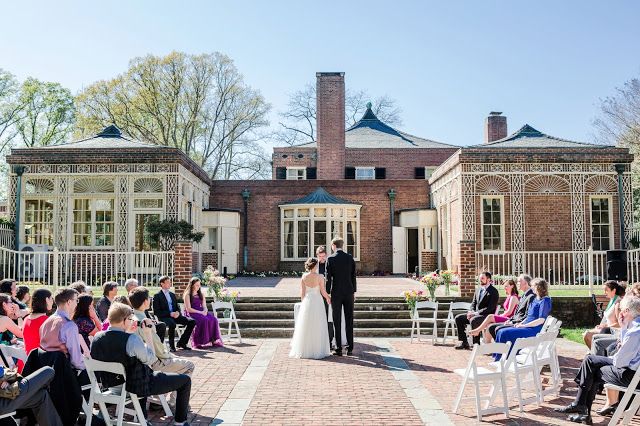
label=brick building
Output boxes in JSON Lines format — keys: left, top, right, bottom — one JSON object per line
{"left": 3, "top": 71, "right": 635, "bottom": 296}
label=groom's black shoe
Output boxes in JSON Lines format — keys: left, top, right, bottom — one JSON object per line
{"left": 454, "top": 342, "right": 471, "bottom": 350}
{"left": 346, "top": 349, "right": 353, "bottom": 356}
{"left": 333, "top": 349, "right": 343, "bottom": 356}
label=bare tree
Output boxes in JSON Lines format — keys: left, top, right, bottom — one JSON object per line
{"left": 274, "top": 83, "right": 402, "bottom": 146}
{"left": 75, "top": 51, "right": 271, "bottom": 179}
{"left": 593, "top": 77, "right": 640, "bottom": 148}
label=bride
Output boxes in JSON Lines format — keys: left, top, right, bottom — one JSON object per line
{"left": 289, "top": 257, "right": 332, "bottom": 359}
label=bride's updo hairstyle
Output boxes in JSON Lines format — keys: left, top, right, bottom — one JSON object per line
{"left": 304, "top": 257, "right": 318, "bottom": 272}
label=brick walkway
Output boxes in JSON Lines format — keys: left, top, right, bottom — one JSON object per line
{"left": 144, "top": 337, "right": 640, "bottom": 425}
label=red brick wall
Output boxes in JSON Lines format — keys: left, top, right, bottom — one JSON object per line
{"left": 485, "top": 114, "right": 507, "bottom": 143}
{"left": 201, "top": 252, "right": 218, "bottom": 270}
{"left": 316, "top": 73, "right": 345, "bottom": 180}
{"left": 458, "top": 241, "right": 476, "bottom": 297}
{"left": 420, "top": 251, "right": 437, "bottom": 273}
{"left": 272, "top": 147, "right": 316, "bottom": 179}
{"left": 524, "top": 195, "right": 572, "bottom": 251}
{"left": 458, "top": 148, "right": 633, "bottom": 164}
{"left": 209, "top": 180, "right": 430, "bottom": 273}
{"left": 174, "top": 241, "right": 193, "bottom": 294}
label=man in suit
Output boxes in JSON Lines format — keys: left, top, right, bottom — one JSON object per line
{"left": 487, "top": 273, "right": 535, "bottom": 341}
{"left": 454, "top": 271, "right": 499, "bottom": 350}
{"left": 152, "top": 276, "right": 195, "bottom": 351}
{"left": 326, "top": 237, "right": 356, "bottom": 356}
{"left": 316, "top": 245, "right": 335, "bottom": 349}
{"left": 126, "top": 277, "right": 167, "bottom": 343}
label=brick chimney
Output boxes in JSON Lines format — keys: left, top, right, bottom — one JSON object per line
{"left": 316, "top": 72, "right": 345, "bottom": 179}
{"left": 485, "top": 112, "right": 507, "bottom": 143}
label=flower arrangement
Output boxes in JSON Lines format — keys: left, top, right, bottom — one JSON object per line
{"left": 203, "top": 266, "right": 227, "bottom": 299}
{"left": 402, "top": 289, "right": 426, "bottom": 316}
{"left": 439, "top": 269, "right": 459, "bottom": 296}
{"left": 420, "top": 272, "right": 444, "bottom": 301}
{"left": 218, "top": 288, "right": 240, "bottom": 318}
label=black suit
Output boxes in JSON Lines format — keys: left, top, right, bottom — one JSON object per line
{"left": 152, "top": 290, "right": 195, "bottom": 349}
{"left": 318, "top": 261, "right": 335, "bottom": 347}
{"left": 326, "top": 249, "right": 357, "bottom": 351}
{"left": 455, "top": 284, "right": 499, "bottom": 345}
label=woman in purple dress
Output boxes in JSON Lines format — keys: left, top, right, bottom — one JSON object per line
{"left": 183, "top": 277, "right": 223, "bottom": 348}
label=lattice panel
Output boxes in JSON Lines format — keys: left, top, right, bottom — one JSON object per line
{"left": 166, "top": 174, "right": 179, "bottom": 221}
{"left": 461, "top": 174, "right": 476, "bottom": 241}
{"left": 55, "top": 177, "right": 68, "bottom": 249}
{"left": 117, "top": 176, "right": 130, "bottom": 253}
{"left": 510, "top": 174, "right": 525, "bottom": 258}
{"left": 8, "top": 176, "right": 17, "bottom": 223}
{"left": 623, "top": 174, "right": 633, "bottom": 248}
{"left": 570, "top": 175, "right": 586, "bottom": 274}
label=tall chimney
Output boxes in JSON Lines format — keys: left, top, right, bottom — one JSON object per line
{"left": 316, "top": 72, "right": 345, "bottom": 179}
{"left": 485, "top": 111, "right": 507, "bottom": 143}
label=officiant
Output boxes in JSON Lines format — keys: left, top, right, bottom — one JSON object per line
{"left": 316, "top": 246, "right": 335, "bottom": 349}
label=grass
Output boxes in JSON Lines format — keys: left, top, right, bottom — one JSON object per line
{"left": 447, "top": 285, "right": 595, "bottom": 298}
{"left": 560, "top": 327, "right": 588, "bottom": 345}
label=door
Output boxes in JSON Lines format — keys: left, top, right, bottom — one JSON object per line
{"left": 407, "top": 228, "right": 419, "bottom": 274}
{"left": 133, "top": 212, "right": 161, "bottom": 251}
{"left": 220, "top": 227, "right": 238, "bottom": 274}
{"left": 392, "top": 226, "right": 407, "bottom": 274}
{"left": 131, "top": 212, "right": 162, "bottom": 275}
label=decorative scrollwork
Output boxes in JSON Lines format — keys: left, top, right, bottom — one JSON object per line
{"left": 24, "top": 178, "right": 55, "bottom": 195}
{"left": 133, "top": 178, "right": 163, "bottom": 194}
{"left": 584, "top": 175, "right": 617, "bottom": 194}
{"left": 73, "top": 177, "right": 115, "bottom": 194}
{"left": 475, "top": 175, "right": 509, "bottom": 194}
{"left": 524, "top": 175, "right": 570, "bottom": 194}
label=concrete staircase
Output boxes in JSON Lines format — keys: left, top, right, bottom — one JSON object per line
{"left": 234, "top": 296, "right": 438, "bottom": 338}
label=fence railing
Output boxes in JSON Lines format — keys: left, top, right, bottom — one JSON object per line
{"left": 0, "top": 225, "right": 14, "bottom": 250}
{"left": 0, "top": 247, "right": 173, "bottom": 288}
{"left": 477, "top": 249, "right": 608, "bottom": 292}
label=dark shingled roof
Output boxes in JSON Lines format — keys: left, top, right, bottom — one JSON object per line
{"left": 294, "top": 105, "right": 456, "bottom": 149}
{"left": 281, "top": 187, "right": 359, "bottom": 205}
{"left": 473, "top": 124, "right": 612, "bottom": 148}
{"left": 38, "top": 125, "right": 164, "bottom": 149}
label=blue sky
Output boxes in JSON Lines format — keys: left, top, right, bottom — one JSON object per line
{"left": 2, "top": 1, "right": 639, "bottom": 147}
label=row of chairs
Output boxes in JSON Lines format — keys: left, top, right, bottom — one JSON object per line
{"left": 452, "top": 317, "right": 562, "bottom": 421}
{"left": 410, "top": 301, "right": 472, "bottom": 344}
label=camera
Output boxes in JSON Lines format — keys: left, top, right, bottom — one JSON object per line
{"left": 138, "top": 320, "right": 153, "bottom": 329}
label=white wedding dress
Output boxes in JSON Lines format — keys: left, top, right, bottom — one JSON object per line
{"left": 289, "top": 283, "right": 331, "bottom": 359}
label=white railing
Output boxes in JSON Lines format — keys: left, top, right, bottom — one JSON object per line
{"left": 477, "top": 249, "right": 608, "bottom": 291}
{"left": 0, "top": 224, "right": 14, "bottom": 249}
{"left": 627, "top": 248, "right": 640, "bottom": 284}
{"left": 0, "top": 247, "right": 173, "bottom": 288}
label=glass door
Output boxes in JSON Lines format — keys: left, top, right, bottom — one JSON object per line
{"left": 134, "top": 212, "right": 161, "bottom": 251}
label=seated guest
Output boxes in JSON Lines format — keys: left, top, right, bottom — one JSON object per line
{"left": 125, "top": 278, "right": 139, "bottom": 294}
{"left": 0, "top": 279, "right": 29, "bottom": 318}
{"left": 555, "top": 294, "right": 640, "bottom": 423}
{"left": 23, "top": 289, "right": 53, "bottom": 356}
{"left": 73, "top": 294, "right": 100, "bottom": 347}
{"left": 470, "top": 278, "right": 519, "bottom": 342}
{"left": 183, "top": 277, "right": 223, "bottom": 348}
{"left": 494, "top": 277, "right": 552, "bottom": 360}
{"left": 126, "top": 278, "right": 166, "bottom": 342}
{"left": 454, "top": 271, "right": 499, "bottom": 350}
{"left": 16, "top": 286, "right": 30, "bottom": 307}
{"left": 487, "top": 274, "right": 535, "bottom": 341}
{"left": 69, "top": 281, "right": 93, "bottom": 296}
{"left": 153, "top": 276, "right": 195, "bottom": 351}
{"left": 0, "top": 294, "right": 23, "bottom": 344}
{"left": 90, "top": 302, "right": 192, "bottom": 426}
{"left": 100, "top": 295, "right": 131, "bottom": 330}
{"left": 129, "top": 287, "right": 194, "bottom": 378}
{"left": 95, "top": 281, "right": 118, "bottom": 323}
{"left": 0, "top": 366, "right": 62, "bottom": 426}
{"left": 39, "top": 288, "right": 84, "bottom": 371}
{"left": 584, "top": 280, "right": 624, "bottom": 349}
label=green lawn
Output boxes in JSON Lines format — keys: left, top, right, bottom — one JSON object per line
{"left": 560, "top": 327, "right": 588, "bottom": 345}
{"left": 447, "top": 285, "right": 596, "bottom": 298}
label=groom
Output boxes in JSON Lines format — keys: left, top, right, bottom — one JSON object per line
{"left": 326, "top": 236, "right": 356, "bottom": 356}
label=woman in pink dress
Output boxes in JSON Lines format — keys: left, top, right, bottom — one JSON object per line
{"left": 470, "top": 278, "right": 519, "bottom": 343}
{"left": 183, "top": 277, "right": 223, "bottom": 349}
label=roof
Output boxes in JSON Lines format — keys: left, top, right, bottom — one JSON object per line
{"left": 294, "top": 105, "right": 457, "bottom": 149}
{"left": 281, "top": 187, "right": 359, "bottom": 205}
{"left": 38, "top": 125, "right": 165, "bottom": 150}
{"left": 473, "top": 124, "right": 613, "bottom": 149}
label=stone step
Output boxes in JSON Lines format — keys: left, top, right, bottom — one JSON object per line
{"left": 234, "top": 302, "right": 412, "bottom": 311}
{"left": 235, "top": 310, "right": 415, "bottom": 320}
{"left": 239, "top": 327, "right": 419, "bottom": 338}
{"left": 237, "top": 318, "right": 416, "bottom": 328}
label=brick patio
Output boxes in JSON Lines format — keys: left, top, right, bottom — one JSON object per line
{"left": 144, "top": 337, "right": 640, "bottom": 425}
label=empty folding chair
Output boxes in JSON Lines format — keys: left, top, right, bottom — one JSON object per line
{"left": 441, "top": 302, "right": 472, "bottom": 344}
{"left": 212, "top": 301, "right": 242, "bottom": 343}
{"left": 531, "top": 330, "right": 562, "bottom": 399}
{"left": 606, "top": 363, "right": 640, "bottom": 426}
{"left": 410, "top": 301, "right": 439, "bottom": 344}
{"left": 502, "top": 336, "right": 543, "bottom": 409}
{"left": 453, "top": 342, "right": 511, "bottom": 421}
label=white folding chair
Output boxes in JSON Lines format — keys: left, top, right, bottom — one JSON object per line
{"left": 212, "top": 301, "right": 242, "bottom": 343}
{"left": 176, "top": 303, "right": 187, "bottom": 341}
{"left": 499, "top": 336, "right": 543, "bottom": 410}
{"left": 453, "top": 342, "right": 511, "bottom": 421}
{"left": 441, "top": 302, "right": 472, "bottom": 344}
{"left": 410, "top": 301, "right": 439, "bottom": 344}
{"left": 0, "top": 345, "right": 26, "bottom": 369}
{"left": 84, "top": 358, "right": 148, "bottom": 426}
{"left": 530, "top": 330, "right": 562, "bottom": 399}
{"left": 0, "top": 412, "right": 18, "bottom": 425}
{"left": 606, "top": 364, "right": 640, "bottom": 425}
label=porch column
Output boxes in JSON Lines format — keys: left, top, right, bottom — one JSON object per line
{"left": 173, "top": 240, "right": 193, "bottom": 294}
{"left": 458, "top": 240, "right": 476, "bottom": 298}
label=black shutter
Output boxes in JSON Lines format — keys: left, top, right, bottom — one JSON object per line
{"left": 375, "top": 167, "right": 386, "bottom": 179}
{"left": 276, "top": 167, "right": 286, "bottom": 180}
{"left": 306, "top": 167, "right": 317, "bottom": 180}
{"left": 415, "top": 167, "right": 425, "bottom": 179}
{"left": 345, "top": 167, "right": 356, "bottom": 179}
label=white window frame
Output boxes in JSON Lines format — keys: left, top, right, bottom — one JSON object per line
{"left": 70, "top": 197, "right": 116, "bottom": 249}
{"left": 422, "top": 225, "right": 437, "bottom": 252}
{"left": 279, "top": 205, "right": 361, "bottom": 261}
{"left": 424, "top": 167, "right": 437, "bottom": 179}
{"left": 590, "top": 195, "right": 614, "bottom": 251}
{"left": 22, "top": 198, "right": 54, "bottom": 246}
{"left": 286, "top": 167, "right": 306, "bottom": 180}
{"left": 480, "top": 195, "right": 505, "bottom": 252}
{"left": 355, "top": 167, "right": 375, "bottom": 180}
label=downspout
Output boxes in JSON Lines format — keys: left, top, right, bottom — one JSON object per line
{"left": 13, "top": 165, "right": 25, "bottom": 250}
{"left": 241, "top": 188, "right": 250, "bottom": 271}
{"left": 615, "top": 164, "right": 626, "bottom": 249}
